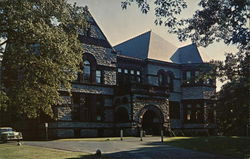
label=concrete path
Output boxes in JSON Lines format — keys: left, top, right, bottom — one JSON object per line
{"left": 25, "top": 137, "right": 235, "bottom": 159}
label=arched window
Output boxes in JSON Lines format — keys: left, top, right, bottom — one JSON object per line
{"left": 158, "top": 70, "right": 174, "bottom": 91}
{"left": 83, "top": 60, "right": 91, "bottom": 82}
{"left": 158, "top": 73, "right": 164, "bottom": 85}
{"left": 166, "top": 71, "right": 174, "bottom": 91}
{"left": 158, "top": 71, "right": 166, "bottom": 86}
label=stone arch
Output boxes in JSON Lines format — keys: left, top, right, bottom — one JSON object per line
{"left": 138, "top": 105, "right": 164, "bottom": 124}
{"left": 137, "top": 105, "right": 165, "bottom": 135}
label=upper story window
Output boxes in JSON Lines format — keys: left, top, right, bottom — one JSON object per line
{"left": 186, "top": 71, "right": 192, "bottom": 80}
{"left": 158, "top": 73, "right": 164, "bottom": 86}
{"left": 130, "top": 70, "right": 134, "bottom": 75}
{"left": 136, "top": 71, "right": 141, "bottom": 76}
{"left": 157, "top": 70, "right": 174, "bottom": 91}
{"left": 96, "top": 70, "right": 102, "bottom": 84}
{"left": 118, "top": 68, "right": 122, "bottom": 73}
{"left": 83, "top": 60, "right": 91, "bottom": 82}
{"left": 195, "top": 71, "right": 199, "bottom": 77}
{"left": 124, "top": 69, "right": 128, "bottom": 74}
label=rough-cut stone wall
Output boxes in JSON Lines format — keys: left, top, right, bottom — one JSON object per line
{"left": 132, "top": 96, "right": 169, "bottom": 126}
{"left": 103, "top": 70, "right": 116, "bottom": 85}
{"left": 82, "top": 44, "right": 116, "bottom": 68}
{"left": 90, "top": 25, "right": 106, "bottom": 40}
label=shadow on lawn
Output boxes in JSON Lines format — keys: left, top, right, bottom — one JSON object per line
{"left": 65, "top": 138, "right": 238, "bottom": 159}
{"left": 65, "top": 154, "right": 118, "bottom": 159}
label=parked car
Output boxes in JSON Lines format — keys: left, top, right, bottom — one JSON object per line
{"left": 0, "top": 127, "right": 23, "bottom": 142}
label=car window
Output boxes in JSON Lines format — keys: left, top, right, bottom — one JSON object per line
{"left": 0, "top": 128, "right": 13, "bottom": 133}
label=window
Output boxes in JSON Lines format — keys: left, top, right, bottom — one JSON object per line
{"left": 124, "top": 69, "right": 128, "bottom": 74}
{"left": 118, "top": 68, "right": 122, "bottom": 73}
{"left": 195, "top": 71, "right": 199, "bottom": 77}
{"left": 96, "top": 70, "right": 102, "bottom": 84}
{"left": 130, "top": 70, "right": 134, "bottom": 75}
{"left": 158, "top": 73, "right": 164, "bottom": 85}
{"left": 96, "top": 97, "right": 104, "bottom": 121}
{"left": 136, "top": 76, "right": 141, "bottom": 83}
{"left": 187, "top": 110, "right": 191, "bottom": 121}
{"left": 195, "top": 71, "right": 200, "bottom": 83}
{"left": 186, "top": 71, "right": 191, "bottom": 80}
{"left": 136, "top": 71, "right": 141, "bottom": 75}
{"left": 186, "top": 104, "right": 192, "bottom": 121}
{"left": 83, "top": 60, "right": 91, "bottom": 82}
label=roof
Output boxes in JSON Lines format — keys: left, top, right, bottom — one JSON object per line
{"left": 114, "top": 31, "right": 177, "bottom": 62}
{"left": 170, "top": 43, "right": 205, "bottom": 64}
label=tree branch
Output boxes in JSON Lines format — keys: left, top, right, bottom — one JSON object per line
{"left": 0, "top": 39, "right": 7, "bottom": 46}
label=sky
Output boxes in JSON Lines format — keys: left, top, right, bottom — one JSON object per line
{"left": 68, "top": 0, "right": 238, "bottom": 62}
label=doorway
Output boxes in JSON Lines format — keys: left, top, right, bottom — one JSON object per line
{"left": 142, "top": 109, "right": 162, "bottom": 135}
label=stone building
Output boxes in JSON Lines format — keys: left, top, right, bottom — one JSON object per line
{"left": 49, "top": 12, "right": 216, "bottom": 138}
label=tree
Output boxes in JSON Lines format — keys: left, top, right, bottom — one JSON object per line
{"left": 214, "top": 50, "right": 249, "bottom": 135}
{"left": 0, "top": 0, "right": 88, "bottom": 121}
{"left": 121, "top": 0, "right": 249, "bottom": 48}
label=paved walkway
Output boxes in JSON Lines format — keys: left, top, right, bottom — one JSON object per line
{"left": 25, "top": 137, "right": 235, "bottom": 159}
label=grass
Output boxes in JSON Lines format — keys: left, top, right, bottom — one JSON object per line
{"left": 164, "top": 136, "right": 250, "bottom": 159}
{"left": 0, "top": 143, "right": 110, "bottom": 159}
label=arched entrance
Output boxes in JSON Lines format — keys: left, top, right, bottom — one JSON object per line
{"left": 139, "top": 105, "right": 164, "bottom": 135}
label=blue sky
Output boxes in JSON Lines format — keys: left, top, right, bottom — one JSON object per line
{"left": 68, "top": 0, "right": 238, "bottom": 62}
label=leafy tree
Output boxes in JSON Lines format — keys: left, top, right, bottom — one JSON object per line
{"left": 214, "top": 50, "right": 249, "bottom": 135}
{"left": 121, "top": 0, "right": 249, "bottom": 48}
{"left": 0, "top": 0, "right": 88, "bottom": 120}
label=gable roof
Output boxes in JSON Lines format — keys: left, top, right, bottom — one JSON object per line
{"left": 114, "top": 31, "right": 177, "bottom": 62}
{"left": 170, "top": 43, "right": 204, "bottom": 64}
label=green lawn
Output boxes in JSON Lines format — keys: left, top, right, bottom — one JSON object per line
{"left": 164, "top": 136, "right": 250, "bottom": 159}
{"left": 0, "top": 143, "right": 108, "bottom": 159}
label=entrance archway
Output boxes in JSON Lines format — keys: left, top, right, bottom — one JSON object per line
{"left": 139, "top": 105, "right": 164, "bottom": 135}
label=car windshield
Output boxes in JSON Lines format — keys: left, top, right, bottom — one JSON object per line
{"left": 0, "top": 128, "right": 13, "bottom": 133}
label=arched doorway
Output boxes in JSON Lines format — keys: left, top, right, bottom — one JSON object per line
{"left": 139, "top": 105, "right": 164, "bottom": 135}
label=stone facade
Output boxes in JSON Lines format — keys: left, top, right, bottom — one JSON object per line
{"left": 48, "top": 9, "right": 216, "bottom": 138}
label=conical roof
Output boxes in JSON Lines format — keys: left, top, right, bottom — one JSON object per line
{"left": 114, "top": 31, "right": 177, "bottom": 62}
